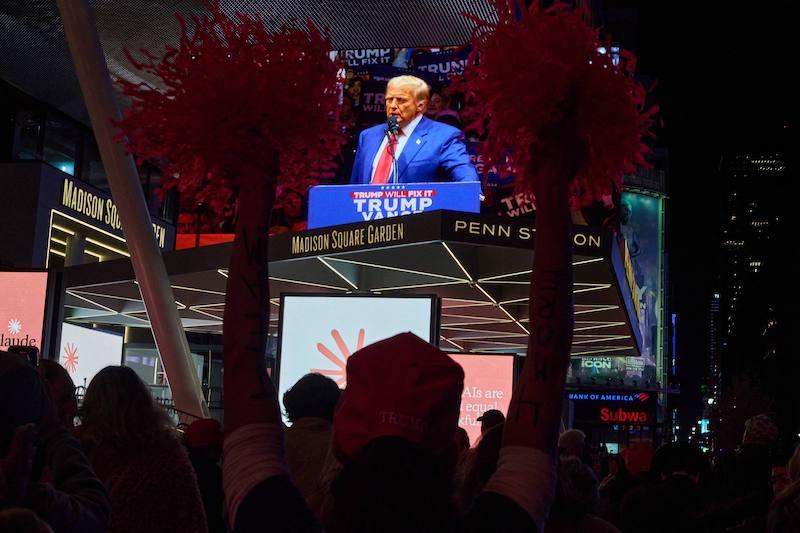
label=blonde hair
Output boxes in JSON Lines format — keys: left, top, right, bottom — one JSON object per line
{"left": 386, "top": 75, "right": 430, "bottom": 102}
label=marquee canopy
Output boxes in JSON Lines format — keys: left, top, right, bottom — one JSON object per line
{"left": 62, "top": 210, "right": 643, "bottom": 356}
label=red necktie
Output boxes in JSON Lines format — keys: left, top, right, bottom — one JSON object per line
{"left": 371, "top": 134, "right": 399, "bottom": 184}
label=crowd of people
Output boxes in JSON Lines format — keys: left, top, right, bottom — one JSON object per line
{"left": 3, "top": 342, "right": 800, "bottom": 532}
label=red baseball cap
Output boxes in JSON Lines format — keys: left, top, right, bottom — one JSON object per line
{"left": 621, "top": 441, "right": 654, "bottom": 475}
{"left": 333, "top": 333, "right": 464, "bottom": 460}
{"left": 185, "top": 418, "right": 223, "bottom": 449}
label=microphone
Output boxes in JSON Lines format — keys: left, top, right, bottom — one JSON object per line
{"left": 386, "top": 115, "right": 401, "bottom": 136}
{"left": 385, "top": 116, "right": 400, "bottom": 183}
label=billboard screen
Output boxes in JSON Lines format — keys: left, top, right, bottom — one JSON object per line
{"left": 0, "top": 271, "right": 48, "bottom": 351}
{"left": 620, "top": 192, "right": 663, "bottom": 377}
{"left": 567, "top": 191, "right": 664, "bottom": 384}
{"left": 277, "top": 295, "right": 436, "bottom": 422}
{"left": 59, "top": 323, "right": 123, "bottom": 389}
{"left": 449, "top": 353, "right": 515, "bottom": 446}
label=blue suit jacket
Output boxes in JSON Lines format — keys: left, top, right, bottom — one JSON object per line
{"left": 350, "top": 116, "right": 480, "bottom": 184}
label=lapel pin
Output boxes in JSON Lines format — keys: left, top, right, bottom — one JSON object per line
{"left": 416, "top": 139, "right": 421, "bottom": 145}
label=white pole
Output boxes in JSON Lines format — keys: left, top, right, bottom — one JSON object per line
{"left": 56, "top": 0, "right": 209, "bottom": 418}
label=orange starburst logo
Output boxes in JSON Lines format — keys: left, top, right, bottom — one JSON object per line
{"left": 62, "top": 342, "right": 78, "bottom": 373}
{"left": 311, "top": 328, "right": 365, "bottom": 386}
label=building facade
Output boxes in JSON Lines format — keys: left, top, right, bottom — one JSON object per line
{"left": 711, "top": 150, "right": 793, "bottom": 447}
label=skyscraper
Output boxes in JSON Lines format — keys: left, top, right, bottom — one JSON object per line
{"left": 708, "top": 292, "right": 720, "bottom": 403}
{"left": 718, "top": 153, "right": 785, "bottom": 369}
{"left": 713, "top": 149, "right": 793, "bottom": 443}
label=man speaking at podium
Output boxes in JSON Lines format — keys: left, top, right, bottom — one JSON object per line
{"left": 350, "top": 75, "right": 479, "bottom": 185}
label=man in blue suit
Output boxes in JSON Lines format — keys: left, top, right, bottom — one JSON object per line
{"left": 350, "top": 75, "right": 479, "bottom": 184}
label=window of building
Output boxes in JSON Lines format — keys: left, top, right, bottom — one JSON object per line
{"left": 42, "top": 113, "right": 79, "bottom": 176}
{"left": 80, "top": 137, "right": 109, "bottom": 191}
{"left": 12, "top": 110, "right": 44, "bottom": 160}
{"left": 4, "top": 85, "right": 177, "bottom": 229}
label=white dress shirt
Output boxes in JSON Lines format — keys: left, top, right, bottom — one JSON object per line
{"left": 370, "top": 113, "right": 424, "bottom": 183}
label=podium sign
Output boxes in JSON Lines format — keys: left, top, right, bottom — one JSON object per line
{"left": 308, "top": 182, "right": 481, "bottom": 229}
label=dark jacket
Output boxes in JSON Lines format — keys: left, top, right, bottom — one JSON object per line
{"left": 24, "top": 428, "right": 110, "bottom": 533}
{"left": 234, "top": 475, "right": 536, "bottom": 533}
{"left": 285, "top": 417, "right": 333, "bottom": 519}
{"left": 188, "top": 448, "right": 226, "bottom": 533}
{"left": 350, "top": 116, "right": 479, "bottom": 184}
{"left": 768, "top": 481, "right": 800, "bottom": 532}
{"left": 620, "top": 474, "right": 705, "bottom": 533}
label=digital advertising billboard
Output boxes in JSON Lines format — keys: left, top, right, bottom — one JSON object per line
{"left": 0, "top": 271, "right": 49, "bottom": 351}
{"left": 59, "top": 323, "right": 123, "bottom": 389}
{"left": 620, "top": 192, "right": 664, "bottom": 379}
{"left": 567, "top": 191, "right": 665, "bottom": 384}
{"left": 449, "top": 353, "right": 515, "bottom": 445}
{"left": 277, "top": 294, "right": 437, "bottom": 423}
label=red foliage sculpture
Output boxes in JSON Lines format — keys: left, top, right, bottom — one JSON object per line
{"left": 464, "top": 0, "right": 657, "bottom": 201}
{"left": 116, "top": 2, "right": 343, "bottom": 216}
{"left": 457, "top": 0, "right": 660, "bottom": 461}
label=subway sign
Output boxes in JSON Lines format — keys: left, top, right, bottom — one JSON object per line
{"left": 598, "top": 406, "right": 650, "bottom": 424}
{"left": 568, "top": 390, "right": 656, "bottom": 426}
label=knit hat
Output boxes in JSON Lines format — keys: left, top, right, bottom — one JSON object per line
{"left": 743, "top": 414, "right": 779, "bottom": 446}
{"left": 333, "top": 333, "right": 464, "bottom": 460}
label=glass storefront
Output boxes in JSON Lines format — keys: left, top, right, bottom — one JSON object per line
{"left": 42, "top": 114, "right": 79, "bottom": 176}
{"left": 1, "top": 81, "right": 178, "bottom": 225}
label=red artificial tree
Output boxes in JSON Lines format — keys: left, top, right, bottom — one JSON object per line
{"left": 117, "top": 2, "right": 343, "bottom": 433}
{"left": 463, "top": 0, "right": 657, "bottom": 452}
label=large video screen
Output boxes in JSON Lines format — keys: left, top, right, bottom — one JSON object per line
{"left": 620, "top": 192, "right": 664, "bottom": 381}
{"left": 59, "top": 323, "right": 123, "bottom": 390}
{"left": 449, "top": 353, "right": 515, "bottom": 446}
{"left": 567, "top": 191, "right": 664, "bottom": 385}
{"left": 277, "top": 294, "right": 436, "bottom": 422}
{"left": 0, "top": 271, "right": 49, "bottom": 351}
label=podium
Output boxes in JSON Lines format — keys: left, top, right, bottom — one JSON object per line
{"left": 307, "top": 181, "right": 481, "bottom": 229}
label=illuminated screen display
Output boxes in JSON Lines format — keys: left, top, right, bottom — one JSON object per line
{"left": 59, "top": 323, "right": 123, "bottom": 389}
{"left": 449, "top": 353, "right": 515, "bottom": 446}
{"left": 277, "top": 295, "right": 436, "bottom": 423}
{"left": 604, "top": 442, "right": 620, "bottom": 455}
{"left": 620, "top": 192, "right": 664, "bottom": 378}
{"left": 0, "top": 271, "right": 49, "bottom": 351}
{"left": 568, "top": 191, "right": 664, "bottom": 384}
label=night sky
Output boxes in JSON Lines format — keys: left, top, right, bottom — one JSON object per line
{"left": 602, "top": 2, "right": 791, "bottom": 422}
